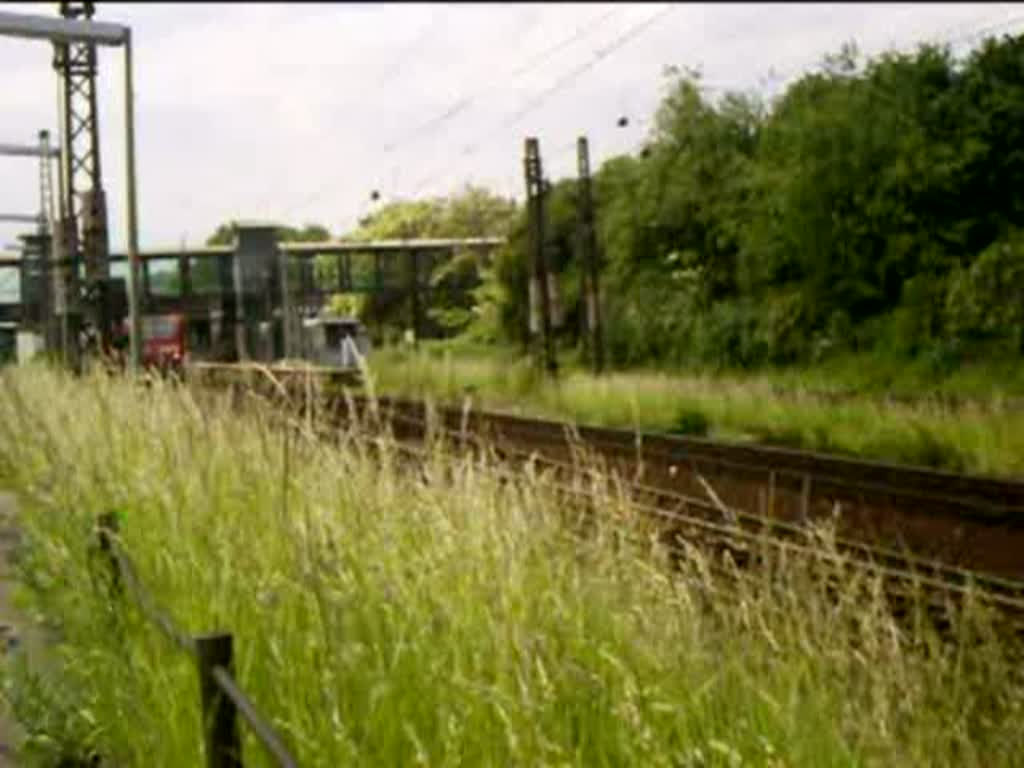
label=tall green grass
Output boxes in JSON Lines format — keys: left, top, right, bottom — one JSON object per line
{"left": 368, "top": 346, "right": 1024, "bottom": 476}
{"left": 0, "top": 364, "right": 1021, "bottom": 766}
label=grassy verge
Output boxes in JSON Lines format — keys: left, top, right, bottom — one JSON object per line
{"left": 367, "top": 344, "right": 1024, "bottom": 477}
{"left": 0, "top": 364, "right": 1022, "bottom": 765}
{"left": 748, "top": 352, "right": 1024, "bottom": 402}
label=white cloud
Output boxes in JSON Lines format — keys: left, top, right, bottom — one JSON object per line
{"left": 1, "top": 2, "right": 1021, "bottom": 252}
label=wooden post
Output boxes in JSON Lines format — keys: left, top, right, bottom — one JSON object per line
{"left": 195, "top": 633, "right": 242, "bottom": 768}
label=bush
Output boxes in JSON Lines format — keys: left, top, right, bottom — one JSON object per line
{"left": 671, "top": 407, "right": 710, "bottom": 436}
{"left": 945, "top": 232, "right": 1024, "bottom": 350}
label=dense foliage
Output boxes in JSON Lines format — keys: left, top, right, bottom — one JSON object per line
{"left": 336, "top": 186, "right": 518, "bottom": 337}
{"left": 481, "top": 35, "right": 1024, "bottom": 371}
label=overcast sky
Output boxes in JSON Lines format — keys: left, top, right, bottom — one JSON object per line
{"left": 2, "top": 2, "right": 1023, "bottom": 253}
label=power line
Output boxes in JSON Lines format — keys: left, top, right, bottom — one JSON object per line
{"left": 379, "top": 7, "right": 624, "bottom": 154}
{"left": 295, "top": 6, "right": 1024, "bottom": 222}
{"left": 372, "top": 10, "right": 448, "bottom": 92}
{"left": 255, "top": 8, "right": 448, "bottom": 222}
{"left": 410, "top": 9, "right": 1024, "bottom": 203}
{"left": 489, "top": 6, "right": 677, "bottom": 137}
{"left": 511, "top": 7, "right": 626, "bottom": 79}
{"left": 407, "top": 5, "right": 677, "bottom": 198}
{"left": 279, "top": 5, "right": 630, "bottom": 223}
{"left": 942, "top": 12, "right": 1024, "bottom": 47}
{"left": 343, "top": 5, "right": 627, "bottom": 201}
{"left": 753, "top": 11, "right": 1024, "bottom": 97}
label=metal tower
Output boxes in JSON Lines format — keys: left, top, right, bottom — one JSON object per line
{"left": 52, "top": 0, "right": 112, "bottom": 358}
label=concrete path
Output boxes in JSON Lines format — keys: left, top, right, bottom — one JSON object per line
{"left": 0, "top": 492, "right": 23, "bottom": 765}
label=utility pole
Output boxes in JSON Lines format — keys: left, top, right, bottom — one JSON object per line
{"left": 523, "top": 137, "right": 556, "bottom": 376}
{"left": 576, "top": 136, "right": 604, "bottom": 374}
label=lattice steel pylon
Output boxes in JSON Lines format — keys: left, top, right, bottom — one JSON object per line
{"left": 52, "top": 0, "right": 112, "bottom": 360}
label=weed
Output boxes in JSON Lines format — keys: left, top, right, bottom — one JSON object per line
{"left": 0, "top": 364, "right": 1020, "bottom": 765}
{"left": 671, "top": 408, "right": 710, "bottom": 437}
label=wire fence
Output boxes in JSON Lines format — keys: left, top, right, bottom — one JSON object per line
{"left": 93, "top": 512, "right": 299, "bottom": 768}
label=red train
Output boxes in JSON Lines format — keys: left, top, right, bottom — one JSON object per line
{"left": 142, "top": 313, "right": 187, "bottom": 371}
{"left": 118, "top": 313, "right": 187, "bottom": 373}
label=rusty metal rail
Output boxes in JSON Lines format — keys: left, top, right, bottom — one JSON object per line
{"left": 184, "top": 361, "right": 1024, "bottom": 623}
{"left": 342, "top": 419, "right": 1024, "bottom": 640}
{"left": 365, "top": 394, "right": 1024, "bottom": 519}
{"left": 185, "top": 361, "right": 1024, "bottom": 577}
{"left": 350, "top": 400, "right": 1024, "bottom": 611}
{"left": 339, "top": 393, "right": 1024, "bottom": 581}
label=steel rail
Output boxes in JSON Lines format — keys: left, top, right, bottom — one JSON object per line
{"left": 338, "top": 418, "right": 1024, "bottom": 634}
{"left": 370, "top": 394, "right": 1024, "bottom": 519}
{"left": 190, "top": 364, "right": 1024, "bottom": 581}
{"left": 184, "top": 363, "right": 1024, "bottom": 608}
{"left": 186, "top": 362, "right": 1024, "bottom": 516}
{"left": 356, "top": 400, "right": 1024, "bottom": 610}
{"left": 351, "top": 396, "right": 1024, "bottom": 582}
{"left": 215, "top": 381, "right": 1024, "bottom": 623}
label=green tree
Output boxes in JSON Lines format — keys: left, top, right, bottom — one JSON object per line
{"left": 337, "top": 186, "right": 519, "bottom": 338}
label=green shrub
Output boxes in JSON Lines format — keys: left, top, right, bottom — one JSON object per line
{"left": 671, "top": 407, "right": 710, "bottom": 437}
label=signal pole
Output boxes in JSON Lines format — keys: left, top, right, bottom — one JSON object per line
{"left": 576, "top": 136, "right": 603, "bottom": 374}
{"left": 523, "top": 137, "right": 556, "bottom": 376}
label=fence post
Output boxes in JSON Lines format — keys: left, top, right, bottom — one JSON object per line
{"left": 96, "top": 512, "right": 121, "bottom": 596}
{"left": 195, "top": 633, "right": 243, "bottom": 768}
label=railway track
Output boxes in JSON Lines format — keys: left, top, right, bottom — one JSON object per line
{"left": 185, "top": 362, "right": 1024, "bottom": 613}
{"left": 346, "top": 398, "right": 1024, "bottom": 608}
{"left": 337, "top": 394, "right": 1024, "bottom": 580}
{"left": 360, "top": 428, "right": 1024, "bottom": 641}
